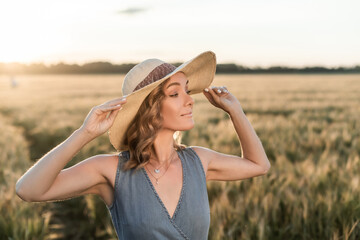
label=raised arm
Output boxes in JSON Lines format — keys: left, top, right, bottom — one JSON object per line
{"left": 196, "top": 86, "right": 270, "bottom": 181}
{"left": 15, "top": 97, "right": 127, "bottom": 202}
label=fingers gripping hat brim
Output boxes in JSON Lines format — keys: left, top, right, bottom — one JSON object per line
{"left": 108, "top": 51, "right": 217, "bottom": 151}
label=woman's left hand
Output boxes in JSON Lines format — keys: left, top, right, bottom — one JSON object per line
{"left": 202, "top": 86, "right": 242, "bottom": 114}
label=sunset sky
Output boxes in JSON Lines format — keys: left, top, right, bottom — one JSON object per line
{"left": 0, "top": 0, "right": 359, "bottom": 67}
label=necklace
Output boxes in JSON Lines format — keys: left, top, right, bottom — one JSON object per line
{"left": 147, "top": 160, "right": 167, "bottom": 174}
{"left": 145, "top": 150, "right": 177, "bottom": 185}
{"left": 147, "top": 150, "right": 177, "bottom": 174}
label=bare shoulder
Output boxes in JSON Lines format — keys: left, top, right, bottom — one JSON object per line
{"left": 190, "top": 146, "right": 269, "bottom": 182}
{"left": 190, "top": 145, "right": 216, "bottom": 160}
{"left": 189, "top": 146, "right": 212, "bottom": 178}
{"left": 89, "top": 153, "right": 120, "bottom": 187}
{"left": 189, "top": 145, "right": 211, "bottom": 159}
{"left": 82, "top": 153, "right": 120, "bottom": 207}
{"left": 73, "top": 153, "right": 120, "bottom": 190}
{"left": 189, "top": 145, "right": 225, "bottom": 164}
{"left": 190, "top": 146, "right": 245, "bottom": 181}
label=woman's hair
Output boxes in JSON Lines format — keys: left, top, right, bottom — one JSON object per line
{"left": 121, "top": 78, "right": 186, "bottom": 172}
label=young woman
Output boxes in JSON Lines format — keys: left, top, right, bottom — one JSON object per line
{"left": 16, "top": 51, "right": 270, "bottom": 239}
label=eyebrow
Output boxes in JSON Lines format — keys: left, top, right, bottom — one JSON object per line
{"left": 166, "top": 80, "right": 189, "bottom": 89}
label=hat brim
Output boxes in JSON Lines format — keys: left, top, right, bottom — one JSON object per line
{"left": 108, "top": 51, "right": 217, "bottom": 151}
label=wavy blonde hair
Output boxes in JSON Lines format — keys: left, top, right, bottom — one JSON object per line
{"left": 122, "top": 78, "right": 186, "bottom": 172}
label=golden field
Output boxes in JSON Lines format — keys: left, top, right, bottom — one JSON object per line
{"left": 0, "top": 74, "right": 359, "bottom": 239}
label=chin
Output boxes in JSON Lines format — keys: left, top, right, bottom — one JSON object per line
{"left": 164, "top": 119, "right": 195, "bottom": 131}
{"left": 179, "top": 122, "right": 195, "bottom": 131}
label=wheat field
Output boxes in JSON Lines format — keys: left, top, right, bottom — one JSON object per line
{"left": 0, "top": 74, "right": 359, "bottom": 239}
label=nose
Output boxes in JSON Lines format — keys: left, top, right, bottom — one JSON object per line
{"left": 185, "top": 93, "right": 195, "bottom": 106}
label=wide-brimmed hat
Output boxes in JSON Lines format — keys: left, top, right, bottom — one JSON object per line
{"left": 108, "top": 50, "right": 217, "bottom": 151}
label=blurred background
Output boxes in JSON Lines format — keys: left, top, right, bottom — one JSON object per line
{"left": 0, "top": 0, "right": 359, "bottom": 239}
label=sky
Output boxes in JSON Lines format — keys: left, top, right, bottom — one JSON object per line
{"left": 0, "top": 0, "right": 359, "bottom": 67}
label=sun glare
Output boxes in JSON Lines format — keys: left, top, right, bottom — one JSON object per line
{"left": 0, "top": 1, "right": 72, "bottom": 63}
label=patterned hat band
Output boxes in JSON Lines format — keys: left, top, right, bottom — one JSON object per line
{"left": 133, "top": 63, "right": 177, "bottom": 92}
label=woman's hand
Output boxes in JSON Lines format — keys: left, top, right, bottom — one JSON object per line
{"left": 203, "top": 86, "right": 242, "bottom": 114}
{"left": 80, "top": 97, "right": 127, "bottom": 139}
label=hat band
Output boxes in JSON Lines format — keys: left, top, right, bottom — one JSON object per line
{"left": 133, "top": 63, "right": 177, "bottom": 92}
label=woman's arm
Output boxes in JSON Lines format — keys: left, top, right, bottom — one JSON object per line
{"left": 227, "top": 100, "right": 270, "bottom": 169}
{"left": 194, "top": 86, "right": 270, "bottom": 181}
{"left": 15, "top": 97, "right": 127, "bottom": 202}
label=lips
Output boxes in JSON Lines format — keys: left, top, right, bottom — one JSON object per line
{"left": 181, "top": 112, "right": 192, "bottom": 116}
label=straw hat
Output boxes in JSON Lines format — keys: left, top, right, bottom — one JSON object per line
{"left": 108, "top": 50, "right": 217, "bottom": 151}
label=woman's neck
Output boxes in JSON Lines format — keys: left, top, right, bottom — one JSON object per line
{"left": 150, "top": 129, "right": 177, "bottom": 165}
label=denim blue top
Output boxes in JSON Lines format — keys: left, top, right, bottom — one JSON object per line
{"left": 107, "top": 147, "right": 210, "bottom": 239}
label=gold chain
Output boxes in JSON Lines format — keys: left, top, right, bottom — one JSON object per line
{"left": 147, "top": 159, "right": 168, "bottom": 173}
{"left": 145, "top": 150, "right": 177, "bottom": 185}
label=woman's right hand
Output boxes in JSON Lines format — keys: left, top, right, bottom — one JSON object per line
{"left": 80, "top": 97, "right": 127, "bottom": 139}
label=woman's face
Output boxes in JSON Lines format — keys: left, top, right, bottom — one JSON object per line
{"left": 160, "top": 71, "right": 195, "bottom": 131}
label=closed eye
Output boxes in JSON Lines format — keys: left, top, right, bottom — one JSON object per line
{"left": 170, "top": 90, "right": 191, "bottom": 97}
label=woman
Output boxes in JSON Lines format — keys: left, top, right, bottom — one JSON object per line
{"left": 16, "top": 51, "right": 270, "bottom": 239}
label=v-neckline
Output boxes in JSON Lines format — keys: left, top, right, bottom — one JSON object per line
{"left": 142, "top": 150, "right": 185, "bottom": 221}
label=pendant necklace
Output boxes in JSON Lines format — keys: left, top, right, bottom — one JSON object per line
{"left": 145, "top": 150, "right": 177, "bottom": 185}
{"left": 149, "top": 162, "right": 166, "bottom": 174}
{"left": 147, "top": 150, "right": 177, "bottom": 174}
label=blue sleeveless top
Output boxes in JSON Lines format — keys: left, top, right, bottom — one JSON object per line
{"left": 107, "top": 147, "right": 210, "bottom": 239}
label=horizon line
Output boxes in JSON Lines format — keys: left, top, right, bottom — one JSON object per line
{"left": 1, "top": 61, "right": 360, "bottom": 69}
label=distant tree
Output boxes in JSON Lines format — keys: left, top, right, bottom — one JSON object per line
{"left": 0, "top": 62, "right": 359, "bottom": 74}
